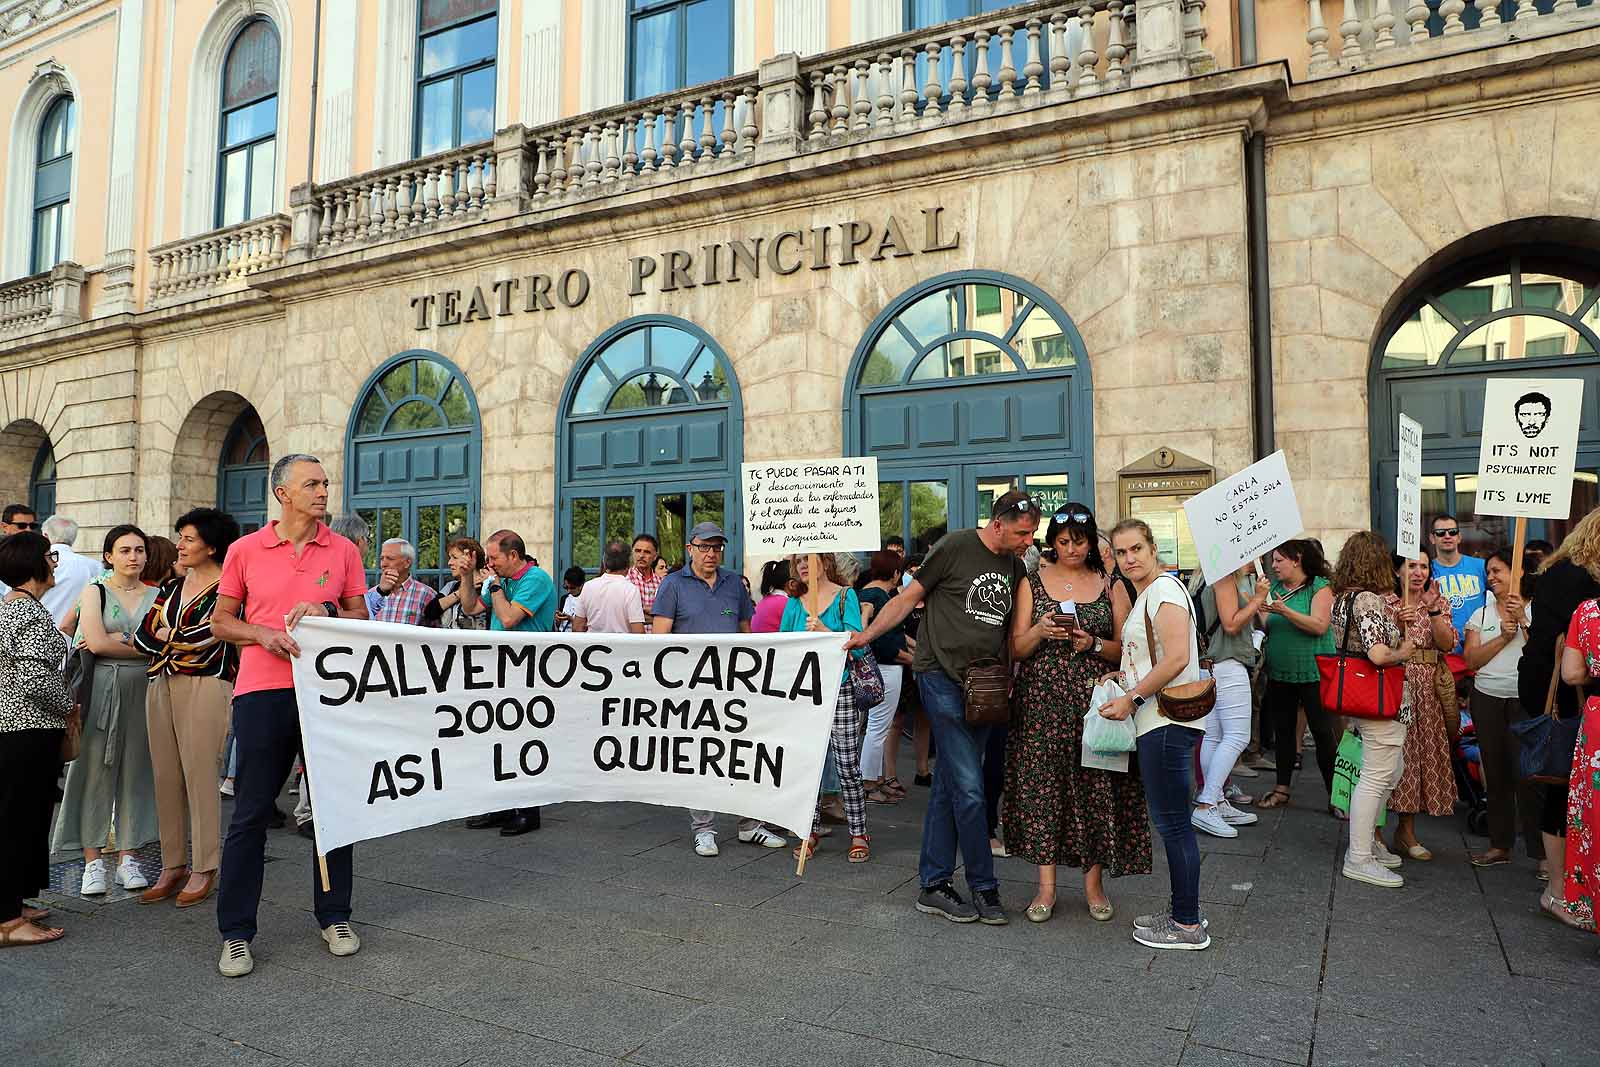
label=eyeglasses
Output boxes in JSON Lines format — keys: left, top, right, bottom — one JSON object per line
{"left": 11, "top": 522, "right": 39, "bottom": 530}
{"left": 1052, "top": 509, "right": 1092, "bottom": 525}
{"left": 1432, "top": 528, "right": 1460, "bottom": 537}
{"left": 688, "top": 542, "right": 725, "bottom": 554}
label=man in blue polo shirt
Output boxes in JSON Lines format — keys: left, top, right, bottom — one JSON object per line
{"left": 650, "top": 522, "right": 786, "bottom": 857}
{"left": 464, "top": 529, "right": 553, "bottom": 836}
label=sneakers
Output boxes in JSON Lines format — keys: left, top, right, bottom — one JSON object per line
{"left": 1134, "top": 914, "right": 1211, "bottom": 950}
{"left": 693, "top": 831, "right": 719, "bottom": 857}
{"left": 1343, "top": 855, "right": 1404, "bottom": 888}
{"left": 737, "top": 825, "right": 786, "bottom": 848}
{"left": 219, "top": 778, "right": 235, "bottom": 797}
{"left": 1371, "top": 837, "right": 1403, "bottom": 870}
{"left": 321, "top": 922, "right": 361, "bottom": 957}
{"left": 1133, "top": 910, "right": 1209, "bottom": 931}
{"left": 1224, "top": 781, "right": 1255, "bottom": 806}
{"left": 1217, "top": 799, "right": 1258, "bottom": 827}
{"left": 218, "top": 939, "right": 254, "bottom": 977}
{"left": 973, "top": 888, "right": 1008, "bottom": 926}
{"left": 1191, "top": 805, "right": 1239, "bottom": 838}
{"left": 915, "top": 881, "right": 979, "bottom": 923}
{"left": 80, "top": 858, "right": 108, "bottom": 896}
{"left": 116, "top": 855, "right": 149, "bottom": 891}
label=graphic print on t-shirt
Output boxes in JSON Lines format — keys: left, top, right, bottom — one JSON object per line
{"left": 965, "top": 572, "right": 1014, "bottom": 626}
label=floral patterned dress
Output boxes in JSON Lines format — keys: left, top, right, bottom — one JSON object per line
{"left": 1001, "top": 575, "right": 1152, "bottom": 876}
{"left": 1385, "top": 592, "right": 1459, "bottom": 817}
{"left": 1563, "top": 598, "right": 1600, "bottom": 930}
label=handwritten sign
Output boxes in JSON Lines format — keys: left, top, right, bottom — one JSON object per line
{"left": 1183, "top": 451, "right": 1305, "bottom": 586}
{"left": 292, "top": 620, "right": 843, "bottom": 853}
{"left": 742, "top": 457, "right": 880, "bottom": 555}
{"left": 1396, "top": 413, "right": 1423, "bottom": 558}
{"left": 1475, "top": 377, "right": 1584, "bottom": 520}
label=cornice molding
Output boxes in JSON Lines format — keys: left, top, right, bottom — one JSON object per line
{"left": 0, "top": 0, "right": 104, "bottom": 47}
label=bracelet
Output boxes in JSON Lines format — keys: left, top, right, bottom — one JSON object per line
{"left": 1428, "top": 609, "right": 1444, "bottom": 617}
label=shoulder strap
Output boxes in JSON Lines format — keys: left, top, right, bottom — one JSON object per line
{"left": 1545, "top": 633, "right": 1566, "bottom": 720}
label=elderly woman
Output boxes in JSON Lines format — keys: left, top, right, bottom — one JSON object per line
{"left": 133, "top": 508, "right": 240, "bottom": 907}
{"left": 0, "top": 532, "right": 73, "bottom": 945}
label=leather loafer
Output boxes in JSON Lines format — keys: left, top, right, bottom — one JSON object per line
{"left": 499, "top": 809, "right": 541, "bottom": 836}
{"left": 176, "top": 871, "right": 217, "bottom": 908}
{"left": 139, "top": 868, "right": 189, "bottom": 905}
{"left": 466, "top": 810, "right": 510, "bottom": 829}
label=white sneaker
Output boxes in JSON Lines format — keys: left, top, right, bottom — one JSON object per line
{"left": 1371, "top": 837, "right": 1403, "bottom": 870}
{"left": 1191, "top": 806, "right": 1239, "bottom": 838}
{"left": 219, "top": 778, "right": 235, "bottom": 797}
{"left": 1343, "top": 855, "right": 1404, "bottom": 888}
{"left": 116, "top": 855, "right": 149, "bottom": 890}
{"left": 80, "top": 858, "right": 108, "bottom": 895}
{"left": 1224, "top": 781, "right": 1255, "bottom": 806}
{"left": 1217, "top": 799, "right": 1259, "bottom": 827}
{"left": 218, "top": 939, "right": 254, "bottom": 977}
{"left": 693, "top": 831, "right": 719, "bottom": 857}
{"left": 737, "top": 825, "right": 787, "bottom": 848}
{"left": 321, "top": 922, "right": 361, "bottom": 957}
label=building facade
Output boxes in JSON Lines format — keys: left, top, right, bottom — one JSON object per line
{"left": 0, "top": 0, "right": 1597, "bottom": 575}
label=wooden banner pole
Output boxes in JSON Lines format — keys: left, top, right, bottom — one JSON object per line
{"left": 318, "top": 853, "right": 331, "bottom": 893}
{"left": 1510, "top": 516, "right": 1528, "bottom": 599}
{"left": 806, "top": 552, "right": 824, "bottom": 621}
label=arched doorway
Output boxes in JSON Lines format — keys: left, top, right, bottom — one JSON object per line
{"left": 345, "top": 352, "right": 480, "bottom": 588}
{"left": 1371, "top": 249, "right": 1600, "bottom": 554}
{"left": 556, "top": 316, "right": 741, "bottom": 575}
{"left": 30, "top": 442, "right": 54, "bottom": 517}
{"left": 218, "top": 407, "right": 269, "bottom": 533}
{"left": 846, "top": 270, "right": 1092, "bottom": 550}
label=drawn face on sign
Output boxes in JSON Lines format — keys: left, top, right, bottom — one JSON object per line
{"left": 1515, "top": 392, "right": 1553, "bottom": 439}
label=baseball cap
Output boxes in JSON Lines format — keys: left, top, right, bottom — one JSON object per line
{"left": 991, "top": 490, "right": 1036, "bottom": 520}
{"left": 688, "top": 521, "right": 728, "bottom": 543}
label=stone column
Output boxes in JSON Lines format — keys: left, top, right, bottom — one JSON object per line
{"left": 1130, "top": 0, "right": 1191, "bottom": 87}
{"left": 755, "top": 53, "right": 809, "bottom": 161}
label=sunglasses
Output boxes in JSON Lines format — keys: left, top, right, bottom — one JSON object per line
{"left": 10, "top": 522, "right": 39, "bottom": 530}
{"left": 995, "top": 497, "right": 1035, "bottom": 518}
{"left": 1432, "top": 528, "right": 1460, "bottom": 537}
{"left": 1053, "top": 509, "right": 1092, "bottom": 525}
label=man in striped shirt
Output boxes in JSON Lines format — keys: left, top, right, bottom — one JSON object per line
{"left": 365, "top": 539, "right": 436, "bottom": 626}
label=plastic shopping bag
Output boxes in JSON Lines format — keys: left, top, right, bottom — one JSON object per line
{"left": 1083, "top": 680, "right": 1138, "bottom": 754}
{"left": 1330, "top": 730, "right": 1386, "bottom": 828}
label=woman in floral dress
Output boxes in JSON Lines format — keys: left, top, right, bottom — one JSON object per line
{"left": 1003, "top": 505, "right": 1147, "bottom": 924}
{"left": 1559, "top": 597, "right": 1600, "bottom": 930}
{"left": 1385, "top": 553, "right": 1460, "bottom": 860}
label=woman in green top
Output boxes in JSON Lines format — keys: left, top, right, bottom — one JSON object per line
{"left": 1257, "top": 539, "right": 1337, "bottom": 811}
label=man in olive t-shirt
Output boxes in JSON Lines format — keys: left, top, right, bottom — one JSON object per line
{"left": 850, "top": 490, "right": 1037, "bottom": 925}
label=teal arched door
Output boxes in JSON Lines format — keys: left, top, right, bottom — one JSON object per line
{"left": 218, "top": 407, "right": 269, "bottom": 534}
{"left": 345, "top": 353, "right": 481, "bottom": 587}
{"left": 846, "top": 271, "right": 1093, "bottom": 551}
{"left": 29, "top": 443, "right": 55, "bottom": 518}
{"left": 557, "top": 316, "right": 742, "bottom": 575}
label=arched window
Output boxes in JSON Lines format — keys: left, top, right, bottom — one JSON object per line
{"left": 416, "top": 0, "right": 497, "bottom": 157}
{"left": 31, "top": 96, "right": 73, "bottom": 274}
{"left": 1372, "top": 251, "right": 1600, "bottom": 551}
{"left": 345, "top": 353, "right": 480, "bottom": 588}
{"left": 557, "top": 317, "right": 741, "bottom": 575}
{"left": 217, "top": 18, "right": 280, "bottom": 228}
{"left": 218, "top": 407, "right": 270, "bottom": 534}
{"left": 29, "top": 443, "right": 55, "bottom": 518}
{"left": 848, "top": 271, "right": 1091, "bottom": 551}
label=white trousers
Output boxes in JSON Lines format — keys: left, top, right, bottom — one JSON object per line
{"left": 1198, "top": 659, "right": 1252, "bottom": 805}
{"left": 859, "top": 665, "right": 905, "bottom": 781}
{"left": 1346, "top": 718, "right": 1408, "bottom": 862}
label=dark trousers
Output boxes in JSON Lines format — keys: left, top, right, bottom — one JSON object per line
{"left": 218, "top": 688, "right": 352, "bottom": 942}
{"left": 1266, "top": 679, "right": 1337, "bottom": 792}
{"left": 1139, "top": 724, "right": 1202, "bottom": 926}
{"left": 983, "top": 725, "right": 1007, "bottom": 839}
{"left": 0, "top": 727, "right": 63, "bottom": 922}
{"left": 1470, "top": 689, "right": 1545, "bottom": 859}
{"left": 916, "top": 671, "right": 997, "bottom": 893}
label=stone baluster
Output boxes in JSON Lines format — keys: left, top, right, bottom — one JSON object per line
{"left": 874, "top": 53, "right": 896, "bottom": 127}
{"left": 971, "top": 31, "right": 993, "bottom": 112}
{"left": 434, "top": 165, "right": 453, "bottom": 217}
{"left": 466, "top": 157, "right": 484, "bottom": 208}
{"left": 414, "top": 166, "right": 434, "bottom": 220}
{"left": 739, "top": 87, "right": 759, "bottom": 152}
{"left": 392, "top": 173, "right": 412, "bottom": 229}
{"left": 1403, "top": 2, "right": 1429, "bottom": 43}
{"left": 807, "top": 72, "right": 828, "bottom": 142}
{"left": 1477, "top": 0, "right": 1501, "bottom": 26}
{"left": 1339, "top": 0, "right": 1364, "bottom": 66}
{"left": 532, "top": 141, "right": 551, "bottom": 198}
{"left": 829, "top": 66, "right": 850, "bottom": 135}
{"left": 563, "top": 131, "right": 585, "bottom": 191}
{"left": 898, "top": 47, "right": 920, "bottom": 126}
{"left": 582, "top": 125, "right": 601, "bottom": 185}
{"left": 548, "top": 136, "right": 568, "bottom": 189}
{"left": 853, "top": 60, "right": 874, "bottom": 130}
{"left": 481, "top": 152, "right": 496, "bottom": 200}
{"left": 1049, "top": 14, "right": 1072, "bottom": 100}
{"left": 948, "top": 36, "right": 968, "bottom": 117}
{"left": 317, "top": 194, "right": 335, "bottom": 245}
{"left": 1106, "top": 2, "right": 1130, "bottom": 90}
{"left": 719, "top": 93, "right": 738, "bottom": 158}
{"left": 1307, "top": 0, "right": 1333, "bottom": 72}
{"left": 698, "top": 96, "right": 718, "bottom": 163}
{"left": 1373, "top": 0, "right": 1398, "bottom": 50}
{"left": 678, "top": 103, "right": 698, "bottom": 165}
{"left": 922, "top": 41, "right": 945, "bottom": 126}
{"left": 621, "top": 117, "right": 638, "bottom": 177}
{"left": 598, "top": 121, "right": 618, "bottom": 183}
{"left": 1552, "top": 0, "right": 1576, "bottom": 14}
{"left": 1077, "top": 8, "right": 1100, "bottom": 94}
{"left": 353, "top": 186, "right": 373, "bottom": 238}
{"left": 455, "top": 158, "right": 473, "bottom": 213}
{"left": 640, "top": 111, "right": 659, "bottom": 173}
{"left": 996, "top": 25, "right": 1018, "bottom": 103}
{"left": 660, "top": 106, "right": 679, "bottom": 171}
{"left": 1022, "top": 18, "right": 1044, "bottom": 98}
{"left": 1439, "top": 0, "right": 1465, "bottom": 34}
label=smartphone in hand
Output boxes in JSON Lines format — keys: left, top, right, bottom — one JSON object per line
{"left": 1055, "top": 599, "right": 1077, "bottom": 632}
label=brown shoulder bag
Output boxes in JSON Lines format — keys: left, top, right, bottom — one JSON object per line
{"left": 1142, "top": 575, "right": 1215, "bottom": 723}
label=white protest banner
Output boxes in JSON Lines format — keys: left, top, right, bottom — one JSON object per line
{"left": 742, "top": 457, "right": 879, "bottom": 555}
{"left": 1183, "top": 451, "right": 1305, "bottom": 586}
{"left": 291, "top": 619, "right": 844, "bottom": 854}
{"left": 1396, "top": 412, "right": 1423, "bottom": 558}
{"left": 1475, "top": 378, "right": 1585, "bottom": 520}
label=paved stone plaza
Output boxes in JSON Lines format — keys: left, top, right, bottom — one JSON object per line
{"left": 4, "top": 756, "right": 1597, "bottom": 1067}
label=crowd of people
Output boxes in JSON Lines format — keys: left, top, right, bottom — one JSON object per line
{"left": 5, "top": 467, "right": 1600, "bottom": 970}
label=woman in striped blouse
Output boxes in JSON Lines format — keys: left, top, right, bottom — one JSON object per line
{"left": 133, "top": 507, "right": 240, "bottom": 908}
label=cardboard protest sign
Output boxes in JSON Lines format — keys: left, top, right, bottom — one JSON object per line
{"left": 1396, "top": 413, "right": 1423, "bottom": 559}
{"left": 1183, "top": 451, "right": 1304, "bottom": 586}
{"left": 1475, "top": 378, "right": 1585, "bottom": 520}
{"left": 292, "top": 619, "right": 844, "bottom": 853}
{"left": 742, "top": 458, "right": 879, "bottom": 555}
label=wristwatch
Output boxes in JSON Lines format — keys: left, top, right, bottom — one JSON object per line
{"left": 1131, "top": 693, "right": 1148, "bottom": 710}
{"left": 1428, "top": 609, "right": 1444, "bottom": 617}
{"left": 322, "top": 601, "right": 339, "bottom": 618}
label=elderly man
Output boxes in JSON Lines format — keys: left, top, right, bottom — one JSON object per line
{"left": 364, "top": 538, "right": 436, "bottom": 626}
{"left": 330, "top": 514, "right": 371, "bottom": 559}
{"left": 210, "top": 454, "right": 369, "bottom": 978}
{"left": 652, "top": 521, "right": 785, "bottom": 857}
{"left": 39, "top": 516, "right": 101, "bottom": 626}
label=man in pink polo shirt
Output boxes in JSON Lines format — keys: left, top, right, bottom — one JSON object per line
{"left": 210, "top": 454, "right": 369, "bottom": 979}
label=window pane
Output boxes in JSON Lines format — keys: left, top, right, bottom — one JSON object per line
{"left": 1016, "top": 304, "right": 1074, "bottom": 368}
{"left": 224, "top": 97, "right": 277, "bottom": 148}
{"left": 975, "top": 476, "right": 1017, "bottom": 529}
{"left": 909, "top": 481, "right": 948, "bottom": 554}
{"left": 898, "top": 289, "right": 957, "bottom": 345}
{"left": 1419, "top": 475, "right": 1447, "bottom": 537}
{"left": 444, "top": 503, "right": 469, "bottom": 542}
{"left": 1453, "top": 314, "right": 1595, "bottom": 363}
{"left": 879, "top": 482, "right": 904, "bottom": 545}
{"left": 356, "top": 389, "right": 388, "bottom": 434}
{"left": 652, "top": 326, "right": 700, "bottom": 372}
{"left": 381, "top": 360, "right": 416, "bottom": 402}
{"left": 604, "top": 496, "right": 636, "bottom": 549}
{"left": 630, "top": 8, "right": 680, "bottom": 99}
{"left": 571, "top": 364, "right": 612, "bottom": 415}
{"left": 34, "top": 155, "right": 71, "bottom": 206}
{"left": 692, "top": 490, "right": 724, "bottom": 531}
{"left": 1130, "top": 494, "right": 1199, "bottom": 571}
{"left": 223, "top": 20, "right": 280, "bottom": 108}
{"left": 683, "top": 349, "right": 730, "bottom": 402}
{"left": 387, "top": 399, "right": 446, "bottom": 431}
{"left": 248, "top": 139, "right": 275, "bottom": 218}
{"left": 441, "top": 380, "right": 472, "bottom": 425}
{"left": 656, "top": 493, "right": 687, "bottom": 564}
{"left": 417, "top": 78, "right": 456, "bottom": 156}
{"left": 610, "top": 372, "right": 690, "bottom": 411}
{"left": 418, "top": 506, "right": 441, "bottom": 571}
{"left": 421, "top": 0, "right": 497, "bottom": 33}
{"left": 1382, "top": 304, "right": 1457, "bottom": 369}
{"left": 909, "top": 0, "right": 969, "bottom": 27}
{"left": 380, "top": 507, "right": 404, "bottom": 547}
{"left": 1436, "top": 275, "right": 1508, "bottom": 322}
{"left": 599, "top": 329, "right": 648, "bottom": 379}
{"left": 357, "top": 509, "right": 380, "bottom": 568}
{"left": 1451, "top": 474, "right": 1511, "bottom": 558}
{"left": 460, "top": 66, "right": 496, "bottom": 144}
{"left": 220, "top": 148, "right": 248, "bottom": 227}
{"left": 421, "top": 16, "right": 498, "bottom": 77}
{"left": 861, "top": 327, "right": 916, "bottom": 386}
{"left": 1520, "top": 272, "right": 1592, "bottom": 317}
{"left": 31, "top": 206, "right": 58, "bottom": 273}
{"left": 416, "top": 359, "right": 450, "bottom": 400}
{"left": 684, "top": 0, "right": 732, "bottom": 86}
{"left": 39, "top": 97, "right": 72, "bottom": 160}
{"left": 1023, "top": 473, "right": 1071, "bottom": 516}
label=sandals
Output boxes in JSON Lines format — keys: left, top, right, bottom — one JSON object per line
{"left": 848, "top": 834, "right": 871, "bottom": 863}
{"left": 882, "top": 777, "right": 907, "bottom": 798}
{"left": 1327, "top": 805, "right": 1349, "bottom": 823}
{"left": 1258, "top": 788, "right": 1291, "bottom": 810}
{"left": 1470, "top": 850, "right": 1512, "bottom": 868}
{"left": 0, "top": 916, "right": 64, "bottom": 947}
{"left": 793, "top": 833, "right": 819, "bottom": 861}
{"left": 865, "top": 783, "right": 899, "bottom": 805}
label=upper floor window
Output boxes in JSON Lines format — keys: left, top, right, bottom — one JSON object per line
{"left": 628, "top": 0, "right": 732, "bottom": 100}
{"left": 217, "top": 19, "right": 280, "bottom": 228}
{"left": 905, "top": 0, "right": 1016, "bottom": 27}
{"left": 416, "top": 0, "right": 497, "bottom": 156}
{"left": 31, "top": 96, "right": 73, "bottom": 275}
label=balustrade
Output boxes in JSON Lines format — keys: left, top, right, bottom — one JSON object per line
{"left": 0, "top": 263, "right": 83, "bottom": 340}
{"left": 148, "top": 216, "right": 289, "bottom": 303}
{"left": 1306, "top": 0, "right": 1598, "bottom": 74}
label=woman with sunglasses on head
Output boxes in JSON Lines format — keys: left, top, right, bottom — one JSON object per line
{"left": 1004, "top": 505, "right": 1146, "bottom": 923}
{"left": 1257, "top": 540, "right": 1337, "bottom": 811}
{"left": 1385, "top": 551, "right": 1459, "bottom": 860}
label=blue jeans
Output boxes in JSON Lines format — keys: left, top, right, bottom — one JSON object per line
{"left": 915, "top": 671, "right": 996, "bottom": 893}
{"left": 217, "top": 688, "right": 353, "bottom": 942}
{"left": 1138, "top": 724, "right": 1202, "bottom": 925}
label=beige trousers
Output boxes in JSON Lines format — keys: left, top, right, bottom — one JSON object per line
{"left": 146, "top": 673, "right": 233, "bottom": 872}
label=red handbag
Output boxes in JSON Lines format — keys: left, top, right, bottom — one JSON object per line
{"left": 1316, "top": 594, "right": 1405, "bottom": 721}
